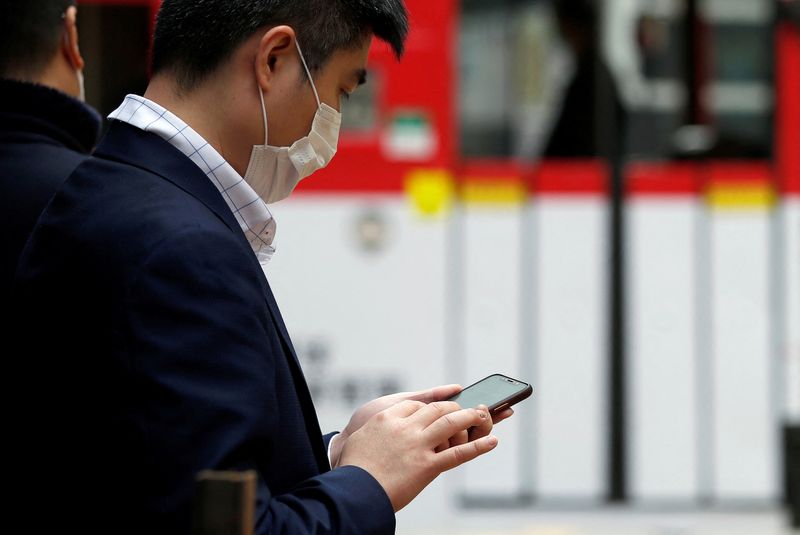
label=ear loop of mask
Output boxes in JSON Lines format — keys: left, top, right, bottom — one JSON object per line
{"left": 257, "top": 83, "right": 269, "bottom": 146}
{"left": 294, "top": 40, "right": 321, "bottom": 108}
{"left": 256, "top": 38, "right": 319, "bottom": 147}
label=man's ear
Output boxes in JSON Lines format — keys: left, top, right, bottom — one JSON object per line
{"left": 62, "top": 6, "right": 85, "bottom": 71}
{"left": 255, "top": 25, "right": 296, "bottom": 93}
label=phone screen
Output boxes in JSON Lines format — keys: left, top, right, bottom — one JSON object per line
{"left": 448, "top": 374, "right": 532, "bottom": 411}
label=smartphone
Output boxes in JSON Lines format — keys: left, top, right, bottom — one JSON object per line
{"left": 447, "top": 374, "right": 533, "bottom": 414}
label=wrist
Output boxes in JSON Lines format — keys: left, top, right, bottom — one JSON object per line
{"left": 329, "top": 431, "right": 348, "bottom": 468}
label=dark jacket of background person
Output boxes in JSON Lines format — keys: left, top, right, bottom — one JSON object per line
{"left": 1, "top": 0, "right": 96, "bottom": 312}
{"left": 0, "top": 79, "right": 100, "bottom": 300}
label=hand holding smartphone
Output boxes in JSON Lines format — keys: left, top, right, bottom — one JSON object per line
{"left": 447, "top": 374, "right": 533, "bottom": 414}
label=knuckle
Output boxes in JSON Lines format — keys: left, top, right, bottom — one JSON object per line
{"left": 400, "top": 400, "right": 424, "bottom": 411}
{"left": 431, "top": 401, "right": 449, "bottom": 415}
{"left": 443, "top": 414, "right": 455, "bottom": 428}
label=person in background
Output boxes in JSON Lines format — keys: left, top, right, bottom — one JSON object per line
{"left": 544, "top": 0, "right": 626, "bottom": 160}
{"left": 0, "top": 0, "right": 99, "bottom": 304}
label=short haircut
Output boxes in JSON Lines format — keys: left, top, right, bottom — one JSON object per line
{"left": 0, "top": 0, "right": 75, "bottom": 78}
{"left": 151, "top": 0, "right": 409, "bottom": 92}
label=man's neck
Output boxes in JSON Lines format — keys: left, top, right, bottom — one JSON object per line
{"left": 144, "top": 76, "right": 250, "bottom": 177}
{"left": 6, "top": 60, "right": 78, "bottom": 100}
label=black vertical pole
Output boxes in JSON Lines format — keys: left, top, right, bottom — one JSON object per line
{"left": 592, "top": 2, "right": 627, "bottom": 503}
{"left": 608, "top": 146, "right": 626, "bottom": 502}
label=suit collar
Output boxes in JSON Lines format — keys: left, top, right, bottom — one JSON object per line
{"left": 106, "top": 95, "right": 276, "bottom": 264}
{"left": 95, "top": 121, "right": 244, "bottom": 239}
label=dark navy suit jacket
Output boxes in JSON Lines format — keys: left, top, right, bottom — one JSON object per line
{"left": 11, "top": 121, "right": 394, "bottom": 534}
{"left": 0, "top": 79, "right": 99, "bottom": 311}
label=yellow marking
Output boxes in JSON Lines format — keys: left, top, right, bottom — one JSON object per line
{"left": 461, "top": 178, "right": 527, "bottom": 206}
{"left": 405, "top": 169, "right": 455, "bottom": 217}
{"left": 707, "top": 184, "right": 776, "bottom": 210}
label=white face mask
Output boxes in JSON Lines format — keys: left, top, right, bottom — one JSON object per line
{"left": 244, "top": 40, "right": 342, "bottom": 204}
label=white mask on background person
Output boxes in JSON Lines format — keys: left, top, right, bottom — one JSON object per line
{"left": 77, "top": 69, "right": 85, "bottom": 102}
{"left": 244, "top": 39, "right": 342, "bottom": 204}
{"left": 62, "top": 26, "right": 86, "bottom": 103}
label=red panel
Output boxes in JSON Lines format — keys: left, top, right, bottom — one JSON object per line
{"left": 533, "top": 160, "right": 608, "bottom": 196}
{"left": 459, "top": 159, "right": 529, "bottom": 181}
{"left": 293, "top": 160, "right": 408, "bottom": 194}
{"left": 777, "top": 23, "right": 800, "bottom": 195}
{"left": 626, "top": 162, "right": 702, "bottom": 196}
{"left": 706, "top": 162, "right": 773, "bottom": 188}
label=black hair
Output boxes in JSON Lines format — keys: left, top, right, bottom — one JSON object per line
{"left": 0, "top": 0, "right": 75, "bottom": 78}
{"left": 152, "top": 0, "right": 409, "bottom": 92}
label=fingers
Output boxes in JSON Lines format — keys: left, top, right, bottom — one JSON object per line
{"left": 423, "top": 406, "right": 487, "bottom": 445}
{"left": 468, "top": 405, "right": 494, "bottom": 441}
{"left": 383, "top": 399, "right": 426, "bottom": 418}
{"left": 435, "top": 435, "right": 499, "bottom": 472}
{"left": 448, "top": 429, "right": 469, "bottom": 449}
{"left": 407, "top": 400, "right": 463, "bottom": 428}
{"left": 377, "top": 392, "right": 413, "bottom": 406}
{"left": 491, "top": 408, "right": 514, "bottom": 425}
{"left": 407, "top": 384, "right": 463, "bottom": 404}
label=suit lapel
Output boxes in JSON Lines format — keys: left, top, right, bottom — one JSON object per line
{"left": 95, "top": 122, "right": 243, "bottom": 238}
{"left": 249, "top": 260, "right": 331, "bottom": 474}
{"left": 96, "top": 122, "right": 330, "bottom": 473}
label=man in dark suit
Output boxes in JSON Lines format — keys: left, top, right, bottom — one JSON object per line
{"left": 0, "top": 0, "right": 99, "bottom": 309}
{"left": 11, "top": 1, "right": 507, "bottom": 534}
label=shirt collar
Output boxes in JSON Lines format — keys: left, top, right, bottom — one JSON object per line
{"left": 108, "top": 94, "right": 276, "bottom": 265}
